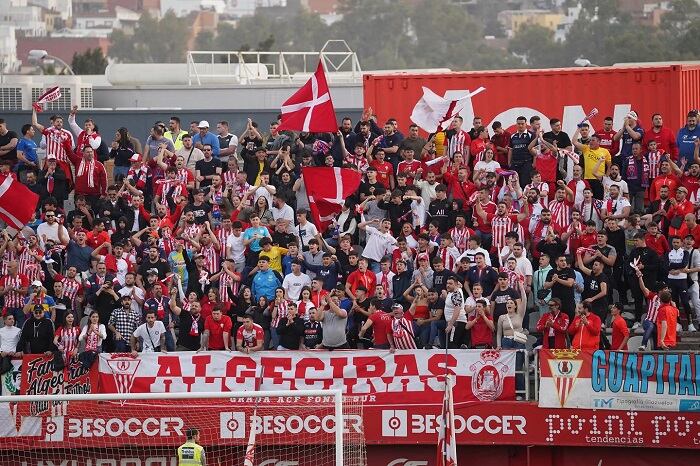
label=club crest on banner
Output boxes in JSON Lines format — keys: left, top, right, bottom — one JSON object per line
{"left": 469, "top": 350, "right": 508, "bottom": 402}
{"left": 105, "top": 355, "right": 141, "bottom": 396}
{"left": 547, "top": 349, "right": 583, "bottom": 408}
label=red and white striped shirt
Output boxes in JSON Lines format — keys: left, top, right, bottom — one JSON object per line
{"left": 215, "top": 227, "right": 232, "bottom": 259}
{"left": 232, "top": 181, "right": 252, "bottom": 206}
{"left": 391, "top": 314, "right": 417, "bottom": 349}
{"left": 438, "top": 246, "right": 461, "bottom": 272}
{"left": 61, "top": 277, "right": 82, "bottom": 310}
{"left": 450, "top": 226, "right": 473, "bottom": 253}
{"left": 223, "top": 170, "right": 238, "bottom": 189}
{"left": 491, "top": 214, "right": 516, "bottom": 253}
{"left": 0, "top": 274, "right": 29, "bottom": 308}
{"left": 42, "top": 127, "right": 74, "bottom": 163}
{"left": 201, "top": 244, "right": 219, "bottom": 275}
{"left": 646, "top": 293, "right": 661, "bottom": 323}
{"left": 548, "top": 199, "right": 572, "bottom": 230}
{"left": 18, "top": 246, "right": 44, "bottom": 283}
{"left": 445, "top": 130, "right": 471, "bottom": 159}
{"left": 0, "top": 251, "right": 16, "bottom": 276}
{"left": 156, "top": 179, "right": 186, "bottom": 206}
{"left": 182, "top": 224, "right": 202, "bottom": 247}
{"left": 219, "top": 272, "right": 240, "bottom": 304}
{"left": 55, "top": 325, "right": 80, "bottom": 358}
{"left": 271, "top": 299, "right": 291, "bottom": 327}
{"left": 647, "top": 151, "right": 666, "bottom": 180}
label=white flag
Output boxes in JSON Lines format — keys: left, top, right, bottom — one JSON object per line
{"left": 410, "top": 86, "right": 485, "bottom": 133}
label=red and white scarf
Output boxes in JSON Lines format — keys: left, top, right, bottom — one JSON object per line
{"left": 77, "top": 157, "right": 96, "bottom": 187}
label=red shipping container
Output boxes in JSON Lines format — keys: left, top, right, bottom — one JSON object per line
{"left": 363, "top": 65, "right": 700, "bottom": 137}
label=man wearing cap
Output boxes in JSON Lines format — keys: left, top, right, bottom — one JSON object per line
{"left": 613, "top": 111, "right": 644, "bottom": 167}
{"left": 389, "top": 303, "right": 417, "bottom": 350}
{"left": 192, "top": 121, "right": 220, "bottom": 158}
{"left": 677, "top": 110, "right": 700, "bottom": 167}
{"left": 137, "top": 245, "right": 171, "bottom": 286}
{"left": 16, "top": 304, "right": 57, "bottom": 355}
{"left": 21, "top": 280, "right": 55, "bottom": 323}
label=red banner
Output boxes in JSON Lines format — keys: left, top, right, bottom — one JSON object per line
{"left": 19, "top": 354, "right": 98, "bottom": 416}
{"left": 97, "top": 350, "right": 516, "bottom": 404}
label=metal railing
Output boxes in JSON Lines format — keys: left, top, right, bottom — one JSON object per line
{"left": 186, "top": 39, "right": 362, "bottom": 85}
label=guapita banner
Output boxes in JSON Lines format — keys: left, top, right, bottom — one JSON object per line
{"left": 539, "top": 349, "right": 700, "bottom": 412}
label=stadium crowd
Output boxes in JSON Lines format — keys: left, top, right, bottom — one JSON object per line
{"left": 0, "top": 105, "right": 698, "bottom": 372}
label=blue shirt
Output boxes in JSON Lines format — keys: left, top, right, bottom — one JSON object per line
{"left": 192, "top": 132, "right": 221, "bottom": 157}
{"left": 676, "top": 125, "right": 700, "bottom": 166}
{"left": 252, "top": 269, "right": 281, "bottom": 301}
{"left": 243, "top": 226, "right": 270, "bottom": 252}
{"left": 619, "top": 125, "right": 644, "bottom": 157}
{"left": 23, "top": 295, "right": 56, "bottom": 318}
{"left": 16, "top": 138, "right": 38, "bottom": 167}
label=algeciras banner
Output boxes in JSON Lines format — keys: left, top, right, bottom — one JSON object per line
{"left": 96, "top": 350, "right": 516, "bottom": 404}
{"left": 539, "top": 349, "right": 700, "bottom": 412}
{"left": 2, "top": 401, "right": 700, "bottom": 449}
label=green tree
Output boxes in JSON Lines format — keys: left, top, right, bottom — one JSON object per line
{"left": 509, "top": 24, "right": 566, "bottom": 68}
{"left": 109, "top": 11, "right": 190, "bottom": 63}
{"left": 71, "top": 47, "right": 108, "bottom": 74}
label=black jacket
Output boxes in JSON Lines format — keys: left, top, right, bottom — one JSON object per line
{"left": 17, "top": 317, "right": 57, "bottom": 354}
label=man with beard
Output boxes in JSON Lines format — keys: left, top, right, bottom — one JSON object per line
{"left": 677, "top": 110, "right": 700, "bottom": 166}
{"left": 622, "top": 142, "right": 650, "bottom": 214}
{"left": 544, "top": 255, "right": 577, "bottom": 320}
{"left": 137, "top": 245, "right": 171, "bottom": 286}
{"left": 649, "top": 160, "right": 680, "bottom": 202}
{"left": 642, "top": 184, "right": 672, "bottom": 229}
{"left": 601, "top": 184, "right": 631, "bottom": 226}
{"left": 548, "top": 183, "right": 574, "bottom": 231}
{"left": 643, "top": 113, "right": 678, "bottom": 159}
{"left": 531, "top": 209, "right": 562, "bottom": 259}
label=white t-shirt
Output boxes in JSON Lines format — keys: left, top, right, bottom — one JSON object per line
{"left": 411, "top": 199, "right": 426, "bottom": 228}
{"left": 474, "top": 160, "right": 501, "bottom": 173}
{"left": 226, "top": 233, "right": 246, "bottom": 262}
{"left": 296, "top": 222, "right": 319, "bottom": 248}
{"left": 133, "top": 321, "right": 166, "bottom": 351}
{"left": 465, "top": 295, "right": 490, "bottom": 312}
{"left": 0, "top": 325, "right": 21, "bottom": 352}
{"left": 118, "top": 286, "right": 146, "bottom": 314}
{"left": 252, "top": 185, "right": 275, "bottom": 205}
{"left": 514, "top": 255, "right": 533, "bottom": 278}
{"left": 602, "top": 177, "right": 629, "bottom": 199}
{"left": 362, "top": 226, "right": 397, "bottom": 262}
{"left": 271, "top": 204, "right": 295, "bottom": 233}
{"left": 458, "top": 248, "right": 492, "bottom": 267}
{"left": 444, "top": 290, "right": 466, "bottom": 323}
{"left": 37, "top": 222, "right": 66, "bottom": 245}
{"left": 282, "top": 272, "right": 312, "bottom": 301}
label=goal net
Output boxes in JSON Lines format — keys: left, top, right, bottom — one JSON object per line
{"left": 0, "top": 390, "right": 367, "bottom": 466}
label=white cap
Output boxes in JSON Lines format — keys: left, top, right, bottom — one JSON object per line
{"left": 31, "top": 280, "right": 42, "bottom": 287}
{"left": 198, "top": 120, "right": 209, "bottom": 128}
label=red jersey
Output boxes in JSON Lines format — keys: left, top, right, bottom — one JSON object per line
{"left": 650, "top": 174, "right": 680, "bottom": 201}
{"left": 535, "top": 151, "right": 558, "bottom": 183}
{"left": 204, "top": 315, "right": 233, "bottom": 350}
{"left": 681, "top": 174, "right": 700, "bottom": 203}
{"left": 369, "top": 160, "right": 393, "bottom": 189}
{"left": 677, "top": 223, "right": 700, "bottom": 246}
{"left": 346, "top": 269, "right": 377, "bottom": 298}
{"left": 468, "top": 311, "right": 494, "bottom": 347}
{"left": 568, "top": 313, "right": 602, "bottom": 350}
{"left": 449, "top": 226, "right": 474, "bottom": 253}
{"left": 396, "top": 160, "right": 422, "bottom": 184}
{"left": 368, "top": 311, "right": 392, "bottom": 346}
{"left": 442, "top": 171, "right": 477, "bottom": 205}
{"left": 645, "top": 233, "right": 670, "bottom": 257}
{"left": 488, "top": 213, "right": 518, "bottom": 253}
{"left": 86, "top": 231, "right": 111, "bottom": 255}
{"left": 548, "top": 198, "right": 573, "bottom": 231}
{"left": 595, "top": 129, "right": 619, "bottom": 157}
{"left": 643, "top": 127, "right": 679, "bottom": 160}
{"left": 656, "top": 305, "right": 679, "bottom": 348}
{"left": 611, "top": 315, "right": 630, "bottom": 350}
{"left": 236, "top": 323, "right": 264, "bottom": 349}
{"left": 42, "top": 127, "right": 74, "bottom": 164}
{"left": 579, "top": 232, "right": 597, "bottom": 249}
{"left": 474, "top": 201, "right": 497, "bottom": 233}
{"left": 469, "top": 139, "right": 487, "bottom": 162}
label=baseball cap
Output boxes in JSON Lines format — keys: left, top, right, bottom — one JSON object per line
{"left": 147, "top": 268, "right": 159, "bottom": 276}
{"left": 198, "top": 120, "right": 210, "bottom": 128}
{"left": 626, "top": 111, "right": 638, "bottom": 120}
{"left": 356, "top": 285, "right": 368, "bottom": 292}
{"left": 391, "top": 303, "right": 404, "bottom": 311}
{"left": 130, "top": 153, "right": 142, "bottom": 163}
{"left": 31, "top": 280, "right": 42, "bottom": 287}
{"left": 46, "top": 153, "right": 57, "bottom": 161}
{"left": 194, "top": 188, "right": 205, "bottom": 195}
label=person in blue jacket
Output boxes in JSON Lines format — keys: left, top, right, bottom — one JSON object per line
{"left": 251, "top": 255, "right": 283, "bottom": 301}
{"left": 676, "top": 110, "right": 700, "bottom": 166}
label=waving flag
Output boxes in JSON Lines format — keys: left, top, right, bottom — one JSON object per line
{"left": 33, "top": 86, "right": 62, "bottom": 112}
{"left": 411, "top": 86, "right": 485, "bottom": 133}
{"left": 436, "top": 374, "right": 458, "bottom": 466}
{"left": 303, "top": 167, "right": 362, "bottom": 231}
{"left": 0, "top": 174, "right": 39, "bottom": 231}
{"left": 279, "top": 60, "right": 338, "bottom": 133}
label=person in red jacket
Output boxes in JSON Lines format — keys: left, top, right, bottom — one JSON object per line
{"left": 609, "top": 303, "right": 630, "bottom": 350}
{"left": 68, "top": 145, "right": 107, "bottom": 209}
{"left": 568, "top": 301, "right": 601, "bottom": 350}
{"left": 536, "top": 298, "right": 570, "bottom": 349}
{"left": 595, "top": 117, "right": 619, "bottom": 158}
{"left": 644, "top": 223, "right": 670, "bottom": 257}
{"left": 643, "top": 113, "right": 679, "bottom": 160}
{"left": 667, "top": 187, "right": 695, "bottom": 237}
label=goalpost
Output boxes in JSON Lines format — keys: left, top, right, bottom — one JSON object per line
{"left": 0, "top": 390, "right": 367, "bottom": 466}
